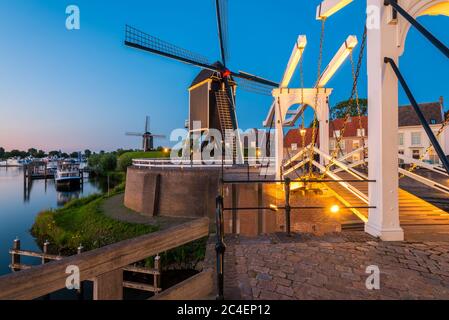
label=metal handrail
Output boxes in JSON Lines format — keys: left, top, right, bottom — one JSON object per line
{"left": 215, "top": 196, "right": 226, "bottom": 300}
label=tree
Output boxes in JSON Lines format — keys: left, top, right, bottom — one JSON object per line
{"left": 48, "top": 151, "right": 60, "bottom": 157}
{"left": 88, "top": 153, "right": 117, "bottom": 175}
{"left": 9, "top": 150, "right": 27, "bottom": 158}
{"left": 36, "top": 150, "right": 46, "bottom": 158}
{"left": 84, "top": 149, "right": 92, "bottom": 158}
{"left": 70, "top": 152, "right": 80, "bottom": 159}
{"left": 27, "top": 148, "right": 38, "bottom": 157}
{"left": 331, "top": 98, "right": 368, "bottom": 120}
{"left": 0, "top": 147, "right": 5, "bottom": 159}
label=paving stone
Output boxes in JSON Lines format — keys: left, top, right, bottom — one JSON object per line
{"left": 256, "top": 273, "right": 272, "bottom": 281}
{"left": 215, "top": 233, "right": 449, "bottom": 300}
{"left": 276, "top": 284, "right": 294, "bottom": 297}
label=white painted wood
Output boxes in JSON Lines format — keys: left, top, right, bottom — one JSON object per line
{"left": 366, "top": 0, "right": 403, "bottom": 241}
{"left": 399, "top": 168, "right": 449, "bottom": 195}
{"left": 398, "top": 154, "right": 449, "bottom": 177}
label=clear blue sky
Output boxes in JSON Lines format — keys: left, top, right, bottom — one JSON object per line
{"left": 0, "top": 0, "right": 447, "bottom": 152}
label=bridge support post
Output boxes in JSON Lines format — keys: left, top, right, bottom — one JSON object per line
{"left": 365, "top": 0, "right": 403, "bottom": 241}
{"left": 318, "top": 96, "right": 330, "bottom": 166}
{"left": 93, "top": 269, "right": 123, "bottom": 300}
{"left": 274, "top": 98, "right": 284, "bottom": 180}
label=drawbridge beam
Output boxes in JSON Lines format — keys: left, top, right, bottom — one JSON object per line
{"left": 398, "top": 154, "right": 449, "bottom": 177}
{"left": 399, "top": 168, "right": 449, "bottom": 196}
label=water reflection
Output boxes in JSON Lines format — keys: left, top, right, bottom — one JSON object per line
{"left": 0, "top": 167, "right": 107, "bottom": 276}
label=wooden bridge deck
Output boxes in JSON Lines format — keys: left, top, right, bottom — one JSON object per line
{"left": 326, "top": 171, "right": 449, "bottom": 229}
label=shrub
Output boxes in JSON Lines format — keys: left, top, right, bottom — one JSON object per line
{"left": 117, "top": 151, "right": 167, "bottom": 172}
{"left": 88, "top": 153, "right": 117, "bottom": 175}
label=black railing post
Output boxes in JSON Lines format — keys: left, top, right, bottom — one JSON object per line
{"left": 385, "top": 57, "right": 449, "bottom": 175}
{"left": 384, "top": 0, "right": 449, "bottom": 59}
{"left": 215, "top": 195, "right": 226, "bottom": 300}
{"left": 284, "top": 178, "right": 292, "bottom": 237}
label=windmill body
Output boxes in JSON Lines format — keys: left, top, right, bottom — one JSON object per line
{"left": 188, "top": 62, "right": 237, "bottom": 134}
{"left": 124, "top": 0, "right": 278, "bottom": 163}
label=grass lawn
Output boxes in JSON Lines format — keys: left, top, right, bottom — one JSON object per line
{"left": 31, "top": 190, "right": 159, "bottom": 255}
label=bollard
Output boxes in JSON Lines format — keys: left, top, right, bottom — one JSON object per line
{"left": 42, "top": 240, "right": 50, "bottom": 264}
{"left": 77, "top": 244, "right": 84, "bottom": 300}
{"left": 154, "top": 254, "right": 161, "bottom": 294}
{"left": 11, "top": 237, "right": 21, "bottom": 271}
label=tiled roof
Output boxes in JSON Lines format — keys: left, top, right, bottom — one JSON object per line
{"left": 398, "top": 102, "right": 443, "bottom": 127}
{"left": 285, "top": 100, "right": 444, "bottom": 147}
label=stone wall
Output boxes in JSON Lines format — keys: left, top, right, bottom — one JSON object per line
{"left": 124, "top": 167, "right": 220, "bottom": 220}
{"left": 124, "top": 167, "right": 340, "bottom": 236}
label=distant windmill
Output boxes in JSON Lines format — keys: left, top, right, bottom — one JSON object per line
{"left": 126, "top": 116, "right": 166, "bottom": 152}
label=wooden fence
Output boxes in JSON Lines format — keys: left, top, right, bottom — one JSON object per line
{"left": 0, "top": 218, "right": 210, "bottom": 300}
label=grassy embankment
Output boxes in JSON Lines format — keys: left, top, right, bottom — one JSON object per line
{"left": 31, "top": 184, "right": 159, "bottom": 256}
{"left": 32, "top": 150, "right": 208, "bottom": 268}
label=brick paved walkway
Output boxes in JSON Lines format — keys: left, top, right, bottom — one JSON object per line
{"left": 219, "top": 232, "right": 449, "bottom": 300}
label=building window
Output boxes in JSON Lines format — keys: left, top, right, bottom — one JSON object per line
{"left": 412, "top": 149, "right": 421, "bottom": 160}
{"left": 291, "top": 143, "right": 297, "bottom": 151}
{"left": 334, "top": 130, "right": 341, "bottom": 138}
{"left": 357, "top": 128, "right": 365, "bottom": 137}
{"left": 353, "top": 140, "right": 360, "bottom": 149}
{"left": 430, "top": 119, "right": 437, "bottom": 125}
{"left": 330, "top": 140, "right": 335, "bottom": 150}
{"left": 411, "top": 132, "right": 421, "bottom": 146}
{"left": 398, "top": 133, "right": 404, "bottom": 146}
{"left": 429, "top": 149, "right": 439, "bottom": 164}
{"left": 398, "top": 150, "right": 405, "bottom": 165}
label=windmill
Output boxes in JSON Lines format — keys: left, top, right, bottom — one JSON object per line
{"left": 124, "top": 0, "right": 279, "bottom": 160}
{"left": 126, "top": 116, "right": 166, "bottom": 152}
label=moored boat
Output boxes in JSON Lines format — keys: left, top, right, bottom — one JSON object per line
{"left": 55, "top": 160, "right": 81, "bottom": 187}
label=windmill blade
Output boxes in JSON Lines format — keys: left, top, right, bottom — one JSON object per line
{"left": 232, "top": 71, "right": 279, "bottom": 88}
{"left": 125, "top": 25, "right": 218, "bottom": 72}
{"left": 145, "top": 116, "right": 150, "bottom": 132}
{"left": 126, "top": 132, "right": 143, "bottom": 136}
{"left": 236, "top": 78, "right": 274, "bottom": 96}
{"left": 151, "top": 134, "right": 167, "bottom": 139}
{"left": 215, "top": 0, "right": 230, "bottom": 65}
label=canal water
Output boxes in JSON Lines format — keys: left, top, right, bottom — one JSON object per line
{"left": 0, "top": 167, "right": 107, "bottom": 277}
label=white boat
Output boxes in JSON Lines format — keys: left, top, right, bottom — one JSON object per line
{"left": 55, "top": 161, "right": 81, "bottom": 186}
{"left": 6, "top": 157, "right": 31, "bottom": 167}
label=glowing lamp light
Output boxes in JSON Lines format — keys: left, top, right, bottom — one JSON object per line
{"left": 316, "top": 0, "right": 354, "bottom": 20}
{"left": 300, "top": 128, "right": 307, "bottom": 137}
{"left": 269, "top": 204, "right": 279, "bottom": 212}
{"left": 317, "top": 35, "right": 358, "bottom": 88}
{"left": 330, "top": 205, "right": 340, "bottom": 214}
{"left": 280, "top": 35, "right": 307, "bottom": 88}
{"left": 164, "top": 148, "right": 170, "bottom": 153}
{"left": 290, "top": 182, "right": 302, "bottom": 192}
{"left": 256, "top": 150, "right": 262, "bottom": 157}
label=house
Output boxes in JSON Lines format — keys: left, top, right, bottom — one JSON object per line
{"left": 285, "top": 97, "right": 448, "bottom": 165}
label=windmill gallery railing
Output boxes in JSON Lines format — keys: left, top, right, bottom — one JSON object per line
{"left": 0, "top": 218, "right": 210, "bottom": 300}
